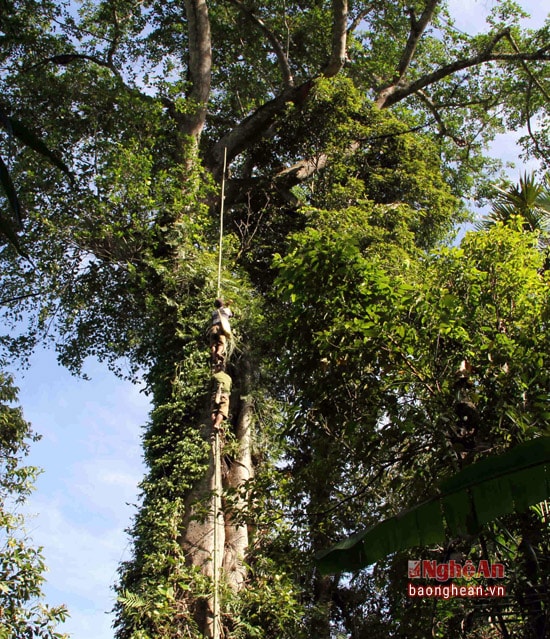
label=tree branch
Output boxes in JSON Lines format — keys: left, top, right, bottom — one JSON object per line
{"left": 396, "top": 0, "right": 440, "bottom": 80}
{"left": 245, "top": 33, "right": 549, "bottom": 198}
{"left": 182, "top": 0, "right": 212, "bottom": 140}
{"left": 208, "top": 1, "right": 550, "bottom": 196}
{"left": 25, "top": 53, "right": 122, "bottom": 80}
{"left": 524, "top": 79, "right": 550, "bottom": 164}
{"left": 323, "top": 0, "right": 348, "bottom": 77}
{"left": 227, "top": 0, "right": 294, "bottom": 88}
{"left": 376, "top": 44, "right": 550, "bottom": 108}
{"left": 415, "top": 89, "right": 466, "bottom": 146}
{"left": 107, "top": 6, "right": 126, "bottom": 67}
{"left": 205, "top": 78, "right": 323, "bottom": 180}
{"left": 506, "top": 32, "right": 550, "bottom": 103}
{"left": 504, "top": 32, "right": 550, "bottom": 163}
{"left": 347, "top": 8, "right": 370, "bottom": 35}
{"left": 207, "top": 2, "right": 350, "bottom": 178}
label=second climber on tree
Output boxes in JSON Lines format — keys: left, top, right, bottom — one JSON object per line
{"left": 211, "top": 368, "right": 232, "bottom": 432}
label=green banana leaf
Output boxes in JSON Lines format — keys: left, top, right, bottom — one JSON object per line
{"left": 316, "top": 437, "right": 550, "bottom": 574}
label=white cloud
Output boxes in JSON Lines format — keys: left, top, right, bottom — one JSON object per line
{"left": 15, "top": 349, "right": 148, "bottom": 639}
{"left": 24, "top": 470, "right": 140, "bottom": 639}
{"left": 447, "top": 0, "right": 548, "bottom": 33}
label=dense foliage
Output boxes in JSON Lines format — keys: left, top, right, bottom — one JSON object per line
{"left": 273, "top": 210, "right": 550, "bottom": 637}
{"left": 1, "top": 0, "right": 550, "bottom": 637}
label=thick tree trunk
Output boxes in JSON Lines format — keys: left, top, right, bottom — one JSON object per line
{"left": 222, "top": 391, "right": 254, "bottom": 590}
{"left": 182, "top": 0, "right": 212, "bottom": 140}
{"left": 179, "top": 421, "right": 224, "bottom": 638}
{"left": 178, "top": 352, "right": 255, "bottom": 635}
{"left": 324, "top": 0, "right": 348, "bottom": 77}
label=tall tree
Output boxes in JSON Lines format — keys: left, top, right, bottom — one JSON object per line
{"left": 1, "top": 1, "right": 549, "bottom": 637}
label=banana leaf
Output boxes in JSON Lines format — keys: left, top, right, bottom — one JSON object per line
{"left": 316, "top": 437, "right": 550, "bottom": 574}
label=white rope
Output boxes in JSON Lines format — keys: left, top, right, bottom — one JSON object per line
{"left": 212, "top": 430, "right": 221, "bottom": 639}
{"left": 217, "top": 148, "right": 227, "bottom": 298}
{"left": 213, "top": 151, "right": 227, "bottom": 639}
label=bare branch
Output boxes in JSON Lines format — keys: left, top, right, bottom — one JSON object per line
{"left": 480, "top": 27, "right": 513, "bottom": 55}
{"left": 25, "top": 53, "right": 122, "bottom": 79}
{"left": 376, "top": 44, "right": 550, "bottom": 108}
{"left": 275, "top": 153, "right": 331, "bottom": 185}
{"left": 227, "top": 0, "right": 294, "bottom": 88}
{"left": 271, "top": 121, "right": 438, "bottom": 195}
{"left": 506, "top": 32, "right": 550, "bottom": 103}
{"left": 396, "top": 0, "right": 440, "bottom": 80}
{"left": 323, "top": 0, "right": 348, "bottom": 77}
{"left": 107, "top": 6, "right": 125, "bottom": 67}
{"left": 525, "top": 79, "right": 550, "bottom": 164}
{"left": 0, "top": 291, "right": 42, "bottom": 306}
{"left": 206, "top": 80, "right": 317, "bottom": 179}
{"left": 504, "top": 32, "right": 550, "bottom": 163}
{"left": 348, "top": 8, "right": 370, "bottom": 35}
{"left": 416, "top": 90, "right": 467, "bottom": 146}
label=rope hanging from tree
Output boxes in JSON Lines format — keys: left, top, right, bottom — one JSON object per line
{"left": 211, "top": 147, "right": 228, "bottom": 639}
{"left": 212, "top": 430, "right": 221, "bottom": 639}
{"left": 217, "top": 147, "right": 227, "bottom": 298}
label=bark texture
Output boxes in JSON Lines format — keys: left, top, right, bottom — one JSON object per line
{"left": 222, "top": 363, "right": 255, "bottom": 591}
{"left": 179, "top": 422, "right": 224, "bottom": 638}
{"left": 182, "top": 0, "right": 212, "bottom": 140}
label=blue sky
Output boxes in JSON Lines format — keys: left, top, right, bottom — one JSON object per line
{"left": 15, "top": 352, "right": 148, "bottom": 639}
{"left": 9, "top": 2, "right": 550, "bottom": 639}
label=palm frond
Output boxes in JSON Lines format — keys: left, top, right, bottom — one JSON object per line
{"left": 476, "top": 172, "right": 550, "bottom": 235}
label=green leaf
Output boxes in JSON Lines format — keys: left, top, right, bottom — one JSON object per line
{"left": 316, "top": 438, "right": 550, "bottom": 574}
{"left": 0, "top": 107, "right": 73, "bottom": 181}
{"left": 0, "top": 157, "right": 27, "bottom": 256}
{"left": 0, "top": 154, "right": 22, "bottom": 225}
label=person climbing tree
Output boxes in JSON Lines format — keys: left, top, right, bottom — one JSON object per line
{"left": 210, "top": 298, "right": 233, "bottom": 367}
{"left": 211, "top": 367, "right": 232, "bottom": 432}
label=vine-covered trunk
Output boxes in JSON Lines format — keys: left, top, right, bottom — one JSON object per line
{"left": 179, "top": 430, "right": 224, "bottom": 638}
{"left": 222, "top": 358, "right": 254, "bottom": 591}
{"left": 177, "top": 340, "right": 255, "bottom": 636}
